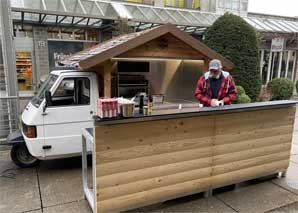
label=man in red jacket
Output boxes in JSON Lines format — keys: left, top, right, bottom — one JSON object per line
{"left": 195, "top": 59, "right": 237, "bottom": 107}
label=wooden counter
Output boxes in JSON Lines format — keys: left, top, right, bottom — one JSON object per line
{"left": 90, "top": 100, "right": 297, "bottom": 213}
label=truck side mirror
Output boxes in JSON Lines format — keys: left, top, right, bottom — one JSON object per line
{"left": 44, "top": 90, "right": 53, "bottom": 109}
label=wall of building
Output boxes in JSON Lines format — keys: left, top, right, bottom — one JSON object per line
{"left": 33, "top": 26, "right": 50, "bottom": 87}
{"left": 213, "top": 0, "right": 248, "bottom": 16}
{"left": 200, "top": 0, "right": 217, "bottom": 13}
{"left": 258, "top": 34, "right": 298, "bottom": 86}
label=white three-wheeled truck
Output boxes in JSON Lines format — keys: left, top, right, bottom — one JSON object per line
{"left": 7, "top": 70, "right": 98, "bottom": 167}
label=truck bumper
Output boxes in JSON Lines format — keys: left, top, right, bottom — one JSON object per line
{"left": 7, "top": 129, "right": 25, "bottom": 145}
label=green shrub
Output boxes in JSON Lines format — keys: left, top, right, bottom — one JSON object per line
{"left": 233, "top": 85, "right": 251, "bottom": 104}
{"left": 237, "top": 94, "right": 251, "bottom": 103}
{"left": 269, "top": 78, "right": 294, "bottom": 100}
{"left": 236, "top": 85, "right": 245, "bottom": 96}
{"left": 204, "top": 13, "right": 261, "bottom": 100}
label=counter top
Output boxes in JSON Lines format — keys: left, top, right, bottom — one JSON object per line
{"left": 94, "top": 100, "right": 297, "bottom": 126}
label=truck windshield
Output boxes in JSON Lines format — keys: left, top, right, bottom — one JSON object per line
{"left": 31, "top": 74, "right": 58, "bottom": 107}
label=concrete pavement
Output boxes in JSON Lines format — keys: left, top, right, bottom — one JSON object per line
{"left": 1, "top": 110, "right": 298, "bottom": 212}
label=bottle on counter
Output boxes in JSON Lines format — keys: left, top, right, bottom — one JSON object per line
{"left": 139, "top": 95, "right": 144, "bottom": 114}
{"left": 148, "top": 95, "right": 153, "bottom": 115}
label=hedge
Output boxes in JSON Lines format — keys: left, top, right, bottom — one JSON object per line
{"left": 269, "top": 78, "right": 294, "bottom": 100}
{"left": 233, "top": 85, "right": 251, "bottom": 104}
{"left": 204, "top": 13, "right": 261, "bottom": 100}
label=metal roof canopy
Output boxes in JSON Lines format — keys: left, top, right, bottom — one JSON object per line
{"left": 59, "top": 23, "right": 234, "bottom": 70}
{"left": 10, "top": 0, "right": 120, "bottom": 28}
{"left": 10, "top": 0, "right": 298, "bottom": 33}
{"left": 10, "top": 0, "right": 218, "bottom": 33}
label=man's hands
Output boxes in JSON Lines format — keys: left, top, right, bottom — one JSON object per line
{"left": 211, "top": 99, "right": 218, "bottom": 107}
{"left": 211, "top": 99, "right": 224, "bottom": 107}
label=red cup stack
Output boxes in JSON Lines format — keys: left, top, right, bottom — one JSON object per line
{"left": 97, "top": 98, "right": 118, "bottom": 119}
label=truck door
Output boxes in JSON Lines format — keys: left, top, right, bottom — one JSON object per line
{"left": 43, "top": 76, "right": 94, "bottom": 158}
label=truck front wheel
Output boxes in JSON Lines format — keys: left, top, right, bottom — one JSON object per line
{"left": 10, "top": 144, "right": 40, "bottom": 168}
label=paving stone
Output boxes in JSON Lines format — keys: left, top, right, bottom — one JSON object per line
{"left": 290, "top": 155, "right": 298, "bottom": 164}
{"left": 0, "top": 150, "right": 15, "bottom": 171}
{"left": 216, "top": 181, "right": 298, "bottom": 213}
{"left": 291, "top": 144, "right": 298, "bottom": 155}
{"left": 37, "top": 157, "right": 85, "bottom": 207}
{"left": 268, "top": 201, "right": 298, "bottom": 212}
{"left": 0, "top": 151, "right": 41, "bottom": 213}
{"left": 161, "top": 196, "right": 235, "bottom": 213}
{"left": 293, "top": 135, "right": 298, "bottom": 145}
{"left": 43, "top": 200, "right": 92, "bottom": 213}
{"left": 127, "top": 195, "right": 235, "bottom": 213}
{"left": 25, "top": 209, "right": 42, "bottom": 213}
{"left": 272, "top": 162, "right": 298, "bottom": 195}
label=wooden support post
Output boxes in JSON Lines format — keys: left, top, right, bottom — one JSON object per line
{"left": 102, "top": 60, "right": 117, "bottom": 98}
{"left": 103, "top": 67, "right": 111, "bottom": 98}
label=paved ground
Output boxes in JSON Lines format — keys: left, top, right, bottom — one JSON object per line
{"left": 1, "top": 111, "right": 298, "bottom": 212}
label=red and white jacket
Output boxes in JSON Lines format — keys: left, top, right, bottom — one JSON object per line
{"left": 195, "top": 71, "right": 237, "bottom": 107}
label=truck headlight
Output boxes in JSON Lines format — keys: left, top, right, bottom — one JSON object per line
{"left": 22, "top": 122, "right": 37, "bottom": 138}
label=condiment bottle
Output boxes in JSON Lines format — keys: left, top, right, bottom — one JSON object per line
{"left": 139, "top": 95, "right": 144, "bottom": 114}
{"left": 148, "top": 95, "right": 153, "bottom": 115}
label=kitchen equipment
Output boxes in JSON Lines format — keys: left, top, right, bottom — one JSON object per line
{"left": 152, "top": 94, "right": 164, "bottom": 104}
{"left": 118, "top": 73, "right": 148, "bottom": 98}
{"left": 143, "top": 106, "right": 148, "bottom": 115}
{"left": 131, "top": 92, "right": 148, "bottom": 106}
{"left": 118, "top": 98, "right": 135, "bottom": 118}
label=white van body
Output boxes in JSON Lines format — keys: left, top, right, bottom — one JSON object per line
{"left": 22, "top": 70, "right": 98, "bottom": 160}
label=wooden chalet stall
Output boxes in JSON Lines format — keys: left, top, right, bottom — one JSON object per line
{"left": 60, "top": 23, "right": 233, "bottom": 99}
{"left": 60, "top": 24, "right": 297, "bottom": 213}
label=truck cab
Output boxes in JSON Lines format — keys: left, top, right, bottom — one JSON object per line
{"left": 9, "top": 70, "right": 99, "bottom": 167}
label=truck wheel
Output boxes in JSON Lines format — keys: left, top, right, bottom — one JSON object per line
{"left": 10, "top": 144, "right": 40, "bottom": 168}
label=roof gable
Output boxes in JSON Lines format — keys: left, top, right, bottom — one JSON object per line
{"left": 60, "top": 23, "right": 234, "bottom": 70}
{"left": 118, "top": 33, "right": 206, "bottom": 60}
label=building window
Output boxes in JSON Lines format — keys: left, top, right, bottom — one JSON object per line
{"left": 280, "top": 51, "right": 288, "bottom": 78}
{"left": 261, "top": 50, "right": 297, "bottom": 85}
{"left": 225, "top": 0, "right": 232, "bottom": 9}
{"left": 232, "top": 0, "right": 240, "bottom": 10}
{"left": 16, "top": 50, "right": 33, "bottom": 91}
{"left": 47, "top": 27, "right": 99, "bottom": 41}
{"left": 164, "top": 0, "right": 172, "bottom": 6}
{"left": 125, "top": 0, "right": 153, "bottom": 3}
{"left": 219, "top": 0, "right": 225, "bottom": 8}
{"left": 47, "top": 27, "right": 60, "bottom": 39}
{"left": 74, "top": 30, "right": 85, "bottom": 40}
{"left": 192, "top": 0, "right": 200, "bottom": 9}
{"left": 288, "top": 51, "right": 296, "bottom": 80}
{"left": 240, "top": 1, "right": 248, "bottom": 11}
{"left": 14, "top": 25, "right": 33, "bottom": 38}
{"left": 61, "top": 31, "right": 73, "bottom": 40}
{"left": 87, "top": 30, "right": 99, "bottom": 41}
{"left": 164, "top": 0, "right": 200, "bottom": 9}
{"left": 261, "top": 50, "right": 270, "bottom": 84}
{"left": 51, "top": 78, "right": 90, "bottom": 107}
{"left": 271, "top": 52, "right": 280, "bottom": 80}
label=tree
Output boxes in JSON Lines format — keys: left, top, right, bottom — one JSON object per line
{"left": 204, "top": 13, "right": 261, "bottom": 100}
